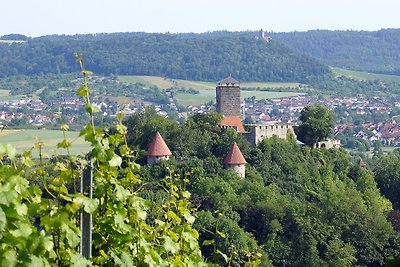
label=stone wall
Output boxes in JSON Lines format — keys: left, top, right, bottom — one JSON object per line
{"left": 225, "top": 164, "right": 245, "bottom": 179}
{"left": 216, "top": 85, "right": 241, "bottom": 116}
{"left": 245, "top": 124, "right": 295, "bottom": 146}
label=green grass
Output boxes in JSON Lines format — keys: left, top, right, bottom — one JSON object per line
{"left": 332, "top": 67, "right": 400, "bottom": 83}
{"left": 118, "top": 75, "right": 302, "bottom": 90}
{"left": 0, "top": 90, "right": 10, "bottom": 96}
{"left": 0, "top": 40, "right": 25, "bottom": 44}
{"left": 175, "top": 90, "right": 303, "bottom": 106}
{"left": 0, "top": 94, "right": 39, "bottom": 101}
{"left": 241, "top": 82, "right": 301, "bottom": 89}
{"left": 0, "top": 129, "right": 90, "bottom": 157}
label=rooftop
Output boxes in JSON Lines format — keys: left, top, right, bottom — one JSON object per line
{"left": 147, "top": 132, "right": 172, "bottom": 156}
{"left": 220, "top": 116, "right": 245, "bottom": 133}
{"left": 224, "top": 142, "right": 246, "bottom": 165}
{"left": 217, "top": 75, "right": 240, "bottom": 86}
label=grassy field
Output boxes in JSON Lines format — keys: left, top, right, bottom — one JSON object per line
{"left": 175, "top": 90, "right": 303, "bottom": 106}
{"left": 332, "top": 67, "right": 400, "bottom": 83}
{"left": 118, "top": 75, "right": 301, "bottom": 90}
{"left": 0, "top": 129, "right": 90, "bottom": 157}
{"left": 0, "top": 40, "right": 25, "bottom": 44}
{"left": 118, "top": 75, "right": 303, "bottom": 105}
{"left": 0, "top": 90, "right": 10, "bottom": 97}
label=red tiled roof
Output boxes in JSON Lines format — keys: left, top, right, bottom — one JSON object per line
{"left": 220, "top": 116, "right": 245, "bottom": 133}
{"left": 224, "top": 142, "right": 246, "bottom": 165}
{"left": 359, "top": 159, "right": 366, "bottom": 168}
{"left": 147, "top": 132, "right": 172, "bottom": 156}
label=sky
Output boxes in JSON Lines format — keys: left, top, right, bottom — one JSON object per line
{"left": 1, "top": 0, "right": 399, "bottom": 37}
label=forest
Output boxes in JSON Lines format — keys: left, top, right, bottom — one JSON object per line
{"left": 0, "top": 33, "right": 330, "bottom": 82}
{"left": 125, "top": 108, "right": 400, "bottom": 267}
{"left": 271, "top": 29, "right": 400, "bottom": 75}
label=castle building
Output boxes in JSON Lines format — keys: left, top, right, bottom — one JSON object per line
{"left": 215, "top": 76, "right": 295, "bottom": 145}
{"left": 216, "top": 76, "right": 241, "bottom": 117}
{"left": 147, "top": 132, "right": 172, "bottom": 165}
{"left": 224, "top": 142, "right": 246, "bottom": 178}
{"left": 244, "top": 123, "right": 295, "bottom": 146}
{"left": 216, "top": 76, "right": 245, "bottom": 133}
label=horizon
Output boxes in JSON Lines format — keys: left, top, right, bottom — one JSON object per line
{"left": 1, "top": 0, "right": 399, "bottom": 37}
{"left": 2, "top": 27, "right": 399, "bottom": 39}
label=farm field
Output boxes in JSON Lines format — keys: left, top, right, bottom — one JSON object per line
{"left": 119, "top": 75, "right": 304, "bottom": 105}
{"left": 175, "top": 90, "right": 303, "bottom": 106}
{"left": 0, "top": 129, "right": 90, "bottom": 157}
{"left": 332, "top": 67, "right": 400, "bottom": 83}
{"left": 118, "top": 75, "right": 301, "bottom": 90}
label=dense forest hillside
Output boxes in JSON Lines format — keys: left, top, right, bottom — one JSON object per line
{"left": 0, "top": 33, "right": 330, "bottom": 82}
{"left": 271, "top": 29, "right": 400, "bottom": 75}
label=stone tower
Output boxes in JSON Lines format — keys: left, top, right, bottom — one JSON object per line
{"left": 224, "top": 142, "right": 246, "bottom": 178}
{"left": 216, "top": 76, "right": 241, "bottom": 117}
{"left": 147, "top": 132, "right": 172, "bottom": 165}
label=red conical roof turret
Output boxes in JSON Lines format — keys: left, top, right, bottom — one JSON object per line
{"left": 147, "top": 132, "right": 172, "bottom": 156}
{"left": 224, "top": 142, "right": 246, "bottom": 165}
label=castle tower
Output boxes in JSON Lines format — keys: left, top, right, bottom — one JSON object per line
{"left": 147, "top": 132, "right": 172, "bottom": 165}
{"left": 216, "top": 76, "right": 241, "bottom": 117}
{"left": 224, "top": 142, "right": 246, "bottom": 178}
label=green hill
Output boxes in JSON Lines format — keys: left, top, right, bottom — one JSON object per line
{"left": 272, "top": 29, "right": 400, "bottom": 75}
{"left": 0, "top": 33, "right": 330, "bottom": 83}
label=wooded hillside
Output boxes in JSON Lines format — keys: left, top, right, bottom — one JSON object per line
{"left": 272, "top": 29, "right": 400, "bottom": 75}
{"left": 0, "top": 33, "right": 330, "bottom": 82}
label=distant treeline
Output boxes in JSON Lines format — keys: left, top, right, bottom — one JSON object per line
{"left": 0, "top": 33, "right": 330, "bottom": 83}
{"left": 271, "top": 29, "right": 400, "bottom": 75}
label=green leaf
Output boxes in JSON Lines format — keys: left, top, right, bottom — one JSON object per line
{"left": 116, "top": 124, "right": 127, "bottom": 135}
{"left": 21, "top": 156, "right": 34, "bottom": 167}
{"left": 10, "top": 222, "right": 32, "bottom": 237}
{"left": 60, "top": 124, "right": 69, "bottom": 131}
{"left": 164, "top": 236, "right": 180, "bottom": 254}
{"left": 183, "top": 211, "right": 195, "bottom": 224}
{"left": 57, "top": 139, "right": 72, "bottom": 149}
{"left": 182, "top": 190, "right": 191, "bottom": 199}
{"left": 115, "top": 184, "right": 131, "bottom": 201}
{"left": 0, "top": 207, "right": 6, "bottom": 236}
{"left": 109, "top": 155, "right": 122, "bottom": 167}
{"left": 1, "top": 250, "right": 17, "bottom": 267}
{"left": 112, "top": 252, "right": 133, "bottom": 267}
{"left": 0, "top": 144, "right": 16, "bottom": 159}
{"left": 85, "top": 103, "right": 101, "bottom": 113}
{"left": 82, "top": 197, "right": 99, "bottom": 213}
{"left": 114, "top": 213, "right": 130, "bottom": 233}
{"left": 216, "top": 230, "right": 226, "bottom": 238}
{"left": 216, "top": 249, "right": 229, "bottom": 263}
{"left": 70, "top": 253, "right": 92, "bottom": 267}
{"left": 202, "top": 239, "right": 215, "bottom": 246}
{"left": 15, "top": 203, "right": 28, "bottom": 216}
{"left": 28, "top": 256, "right": 44, "bottom": 267}
{"left": 77, "top": 86, "right": 89, "bottom": 97}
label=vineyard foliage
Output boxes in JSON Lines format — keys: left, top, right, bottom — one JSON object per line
{"left": 0, "top": 57, "right": 210, "bottom": 266}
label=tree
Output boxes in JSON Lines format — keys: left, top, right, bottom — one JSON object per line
{"left": 295, "top": 104, "right": 335, "bottom": 146}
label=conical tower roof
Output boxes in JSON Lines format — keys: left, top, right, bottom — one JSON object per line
{"left": 224, "top": 142, "right": 246, "bottom": 165}
{"left": 358, "top": 158, "right": 366, "bottom": 168}
{"left": 147, "top": 132, "right": 172, "bottom": 156}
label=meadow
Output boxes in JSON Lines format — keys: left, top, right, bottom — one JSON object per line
{"left": 0, "top": 129, "right": 90, "bottom": 157}
{"left": 332, "top": 67, "right": 400, "bottom": 83}
{"left": 118, "top": 75, "right": 303, "bottom": 105}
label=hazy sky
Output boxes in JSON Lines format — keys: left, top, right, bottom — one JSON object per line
{"left": 1, "top": 0, "right": 399, "bottom": 37}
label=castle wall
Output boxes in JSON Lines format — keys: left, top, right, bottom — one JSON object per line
{"left": 314, "top": 139, "right": 341, "bottom": 149}
{"left": 216, "top": 85, "right": 241, "bottom": 116}
{"left": 147, "top": 155, "right": 170, "bottom": 165}
{"left": 225, "top": 164, "right": 245, "bottom": 179}
{"left": 245, "top": 124, "right": 295, "bottom": 146}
